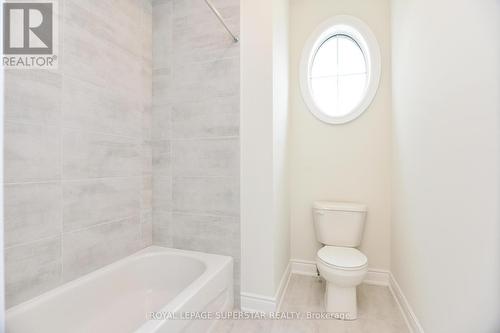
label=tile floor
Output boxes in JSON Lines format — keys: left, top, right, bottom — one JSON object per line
{"left": 214, "top": 274, "right": 409, "bottom": 333}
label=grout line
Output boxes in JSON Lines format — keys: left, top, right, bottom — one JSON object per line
{"left": 4, "top": 175, "right": 145, "bottom": 186}
{"left": 5, "top": 119, "right": 145, "bottom": 141}
{"left": 153, "top": 51, "right": 239, "bottom": 69}
{"left": 170, "top": 211, "right": 240, "bottom": 219}
{"left": 151, "top": 95, "right": 239, "bottom": 108}
{"left": 170, "top": 175, "right": 239, "bottom": 180}
{"left": 60, "top": 126, "right": 144, "bottom": 141}
{"left": 4, "top": 120, "right": 60, "bottom": 130}
{"left": 62, "top": 215, "right": 142, "bottom": 235}
{"left": 61, "top": 175, "right": 144, "bottom": 183}
{"left": 5, "top": 234, "right": 61, "bottom": 251}
{"left": 4, "top": 180, "right": 61, "bottom": 186}
{"left": 168, "top": 136, "right": 239, "bottom": 141}
{"left": 166, "top": 67, "right": 173, "bottom": 245}
{"left": 61, "top": 70, "right": 145, "bottom": 99}
{"left": 59, "top": 0, "right": 65, "bottom": 285}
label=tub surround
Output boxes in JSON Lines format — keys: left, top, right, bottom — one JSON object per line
{"left": 151, "top": 0, "right": 241, "bottom": 303}
{"left": 6, "top": 247, "right": 233, "bottom": 333}
{"left": 4, "top": 0, "right": 242, "bottom": 309}
{"left": 4, "top": 0, "right": 153, "bottom": 307}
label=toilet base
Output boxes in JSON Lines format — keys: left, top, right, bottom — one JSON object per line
{"left": 324, "top": 283, "right": 358, "bottom": 320}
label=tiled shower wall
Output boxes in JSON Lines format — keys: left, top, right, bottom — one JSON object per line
{"left": 4, "top": 0, "right": 152, "bottom": 307}
{"left": 151, "top": 0, "right": 240, "bottom": 301}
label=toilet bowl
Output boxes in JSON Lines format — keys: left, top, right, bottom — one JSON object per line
{"left": 316, "top": 246, "right": 367, "bottom": 320}
{"left": 312, "top": 201, "right": 368, "bottom": 320}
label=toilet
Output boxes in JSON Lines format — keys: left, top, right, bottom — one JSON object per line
{"left": 313, "top": 201, "right": 368, "bottom": 320}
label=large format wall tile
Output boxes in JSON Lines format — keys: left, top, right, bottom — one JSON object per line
{"left": 172, "top": 138, "right": 239, "bottom": 177}
{"left": 5, "top": 237, "right": 62, "bottom": 307}
{"left": 64, "top": 0, "right": 143, "bottom": 59}
{"left": 151, "top": 0, "right": 240, "bottom": 303}
{"left": 141, "top": 218, "right": 153, "bottom": 247}
{"left": 152, "top": 210, "right": 172, "bottom": 246}
{"left": 143, "top": 105, "right": 153, "bottom": 142}
{"left": 4, "top": 183, "right": 62, "bottom": 248}
{"left": 142, "top": 176, "right": 153, "bottom": 211}
{"left": 152, "top": 140, "right": 171, "bottom": 177}
{"left": 62, "top": 217, "right": 142, "bottom": 281}
{"left": 5, "top": 122, "right": 61, "bottom": 183}
{"left": 171, "top": 213, "right": 240, "bottom": 257}
{"left": 153, "top": 0, "right": 173, "bottom": 70}
{"left": 63, "top": 23, "right": 143, "bottom": 96}
{"left": 153, "top": 176, "right": 172, "bottom": 212}
{"left": 4, "top": 70, "right": 61, "bottom": 126}
{"left": 172, "top": 0, "right": 239, "bottom": 64}
{"left": 152, "top": 104, "right": 172, "bottom": 139}
{"left": 172, "top": 177, "right": 239, "bottom": 216}
{"left": 142, "top": 73, "right": 153, "bottom": 141}
{"left": 4, "top": 0, "right": 152, "bottom": 308}
{"left": 63, "top": 178, "right": 141, "bottom": 232}
{"left": 171, "top": 95, "right": 239, "bottom": 139}
{"left": 152, "top": 69, "right": 172, "bottom": 107}
{"left": 142, "top": 142, "right": 153, "bottom": 175}
{"left": 62, "top": 77, "right": 143, "bottom": 138}
{"left": 171, "top": 57, "right": 240, "bottom": 104}
{"left": 62, "top": 130, "right": 142, "bottom": 179}
{"left": 142, "top": 1, "right": 153, "bottom": 63}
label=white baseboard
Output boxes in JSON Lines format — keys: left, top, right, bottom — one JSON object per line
{"left": 242, "top": 259, "right": 424, "bottom": 333}
{"left": 240, "top": 262, "right": 291, "bottom": 313}
{"left": 275, "top": 262, "right": 292, "bottom": 311}
{"left": 290, "top": 259, "right": 390, "bottom": 286}
{"left": 290, "top": 259, "right": 317, "bottom": 276}
{"left": 364, "top": 268, "right": 390, "bottom": 286}
{"left": 240, "top": 292, "right": 276, "bottom": 313}
{"left": 290, "top": 258, "right": 423, "bottom": 333}
{"left": 388, "top": 273, "right": 425, "bottom": 333}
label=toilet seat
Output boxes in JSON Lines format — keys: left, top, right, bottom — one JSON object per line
{"left": 317, "top": 246, "right": 367, "bottom": 270}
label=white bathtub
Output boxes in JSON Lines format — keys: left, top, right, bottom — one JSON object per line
{"left": 6, "top": 246, "right": 234, "bottom": 333}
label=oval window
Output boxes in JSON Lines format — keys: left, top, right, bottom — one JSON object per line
{"left": 300, "top": 16, "right": 381, "bottom": 124}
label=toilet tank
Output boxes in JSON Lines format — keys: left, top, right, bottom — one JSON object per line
{"left": 313, "top": 201, "right": 367, "bottom": 247}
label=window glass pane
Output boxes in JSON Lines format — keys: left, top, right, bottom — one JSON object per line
{"left": 338, "top": 35, "right": 366, "bottom": 75}
{"left": 311, "top": 37, "right": 338, "bottom": 78}
{"left": 309, "top": 33, "right": 368, "bottom": 118}
{"left": 338, "top": 74, "right": 367, "bottom": 116}
{"left": 311, "top": 77, "right": 338, "bottom": 116}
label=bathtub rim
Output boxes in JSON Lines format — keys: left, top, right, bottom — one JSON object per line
{"left": 6, "top": 246, "right": 233, "bottom": 327}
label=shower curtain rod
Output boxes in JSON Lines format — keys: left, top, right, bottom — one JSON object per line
{"left": 204, "top": 0, "right": 239, "bottom": 43}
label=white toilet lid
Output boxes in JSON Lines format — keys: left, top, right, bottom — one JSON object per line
{"left": 317, "top": 246, "right": 367, "bottom": 269}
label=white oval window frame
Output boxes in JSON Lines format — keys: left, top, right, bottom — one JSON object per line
{"left": 300, "top": 15, "right": 381, "bottom": 124}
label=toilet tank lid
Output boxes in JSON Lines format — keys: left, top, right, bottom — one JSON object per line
{"left": 313, "top": 201, "right": 367, "bottom": 212}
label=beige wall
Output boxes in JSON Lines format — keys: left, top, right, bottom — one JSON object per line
{"left": 391, "top": 0, "right": 500, "bottom": 331}
{"left": 289, "top": 0, "right": 392, "bottom": 270}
